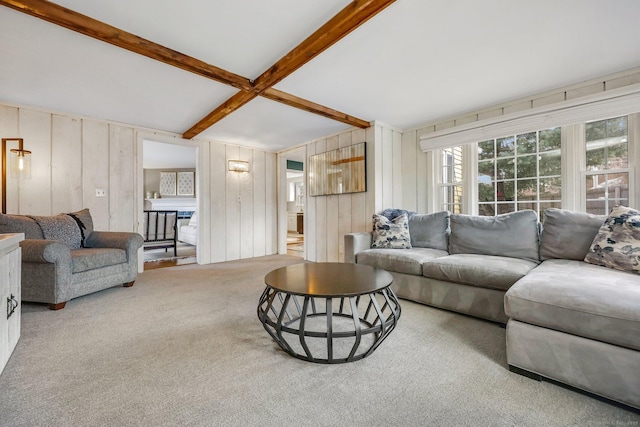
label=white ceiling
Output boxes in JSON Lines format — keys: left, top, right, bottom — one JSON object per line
{"left": 2, "top": 0, "right": 640, "bottom": 152}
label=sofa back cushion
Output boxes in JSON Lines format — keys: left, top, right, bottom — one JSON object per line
{"left": 66, "top": 208, "right": 94, "bottom": 247}
{"left": 449, "top": 210, "right": 539, "bottom": 263}
{"left": 408, "top": 211, "right": 449, "bottom": 251}
{"left": 539, "top": 208, "right": 606, "bottom": 260}
{"left": 0, "top": 213, "right": 45, "bottom": 239}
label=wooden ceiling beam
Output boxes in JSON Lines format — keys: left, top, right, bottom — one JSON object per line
{"left": 253, "top": 0, "right": 396, "bottom": 92}
{"left": 2, "top": 0, "right": 392, "bottom": 139}
{"left": 0, "top": 0, "right": 252, "bottom": 91}
{"left": 185, "top": 0, "right": 393, "bottom": 137}
{"left": 262, "top": 88, "right": 369, "bottom": 128}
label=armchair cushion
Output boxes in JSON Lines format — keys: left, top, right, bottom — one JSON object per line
{"left": 71, "top": 248, "right": 127, "bottom": 273}
{"left": 29, "top": 214, "right": 83, "bottom": 249}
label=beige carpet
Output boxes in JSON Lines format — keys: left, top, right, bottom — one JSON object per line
{"left": 0, "top": 255, "right": 637, "bottom": 426}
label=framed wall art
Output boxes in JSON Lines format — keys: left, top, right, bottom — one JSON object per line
{"left": 308, "top": 142, "right": 366, "bottom": 196}
{"left": 159, "top": 172, "right": 177, "bottom": 196}
{"left": 177, "top": 171, "right": 195, "bottom": 196}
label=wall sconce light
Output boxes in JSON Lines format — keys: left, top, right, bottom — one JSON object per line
{"left": 228, "top": 160, "right": 250, "bottom": 173}
{"left": 2, "top": 138, "right": 32, "bottom": 214}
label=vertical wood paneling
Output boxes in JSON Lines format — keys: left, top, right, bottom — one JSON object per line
{"left": 338, "top": 132, "right": 353, "bottom": 261}
{"left": 253, "top": 150, "right": 266, "bottom": 258}
{"left": 82, "top": 119, "right": 110, "bottom": 230}
{"left": 197, "top": 141, "right": 211, "bottom": 264}
{"left": 225, "top": 145, "right": 241, "bottom": 260}
{"left": 109, "top": 125, "right": 135, "bottom": 231}
{"left": 265, "top": 152, "right": 277, "bottom": 255}
{"left": 351, "top": 128, "right": 367, "bottom": 233}
{"left": 314, "top": 138, "right": 327, "bottom": 262}
{"left": 392, "top": 130, "right": 402, "bottom": 208}
{"left": 401, "top": 130, "right": 417, "bottom": 211}
{"left": 325, "top": 134, "right": 340, "bottom": 260}
{"left": 417, "top": 128, "right": 432, "bottom": 213}
{"left": 52, "top": 115, "right": 82, "bottom": 213}
{"left": 371, "top": 126, "right": 382, "bottom": 213}
{"left": 381, "top": 126, "right": 393, "bottom": 209}
{"left": 0, "top": 106, "right": 19, "bottom": 214}
{"left": 239, "top": 147, "right": 253, "bottom": 259}
{"left": 210, "top": 142, "right": 226, "bottom": 263}
{"left": 18, "top": 109, "right": 51, "bottom": 215}
{"left": 305, "top": 143, "right": 317, "bottom": 261}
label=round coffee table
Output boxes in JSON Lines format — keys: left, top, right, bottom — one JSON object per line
{"left": 257, "top": 262, "right": 401, "bottom": 364}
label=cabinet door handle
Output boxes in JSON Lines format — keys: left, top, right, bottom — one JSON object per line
{"left": 7, "top": 294, "right": 18, "bottom": 319}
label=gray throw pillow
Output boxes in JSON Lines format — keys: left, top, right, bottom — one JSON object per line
{"left": 30, "top": 214, "right": 83, "bottom": 249}
{"left": 371, "top": 213, "right": 412, "bottom": 249}
{"left": 0, "top": 213, "right": 45, "bottom": 239}
{"left": 540, "top": 208, "right": 606, "bottom": 260}
{"left": 66, "top": 208, "right": 94, "bottom": 247}
{"left": 449, "top": 210, "right": 540, "bottom": 263}
{"left": 408, "top": 211, "right": 450, "bottom": 251}
{"left": 584, "top": 205, "right": 640, "bottom": 273}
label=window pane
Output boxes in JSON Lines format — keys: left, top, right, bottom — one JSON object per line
{"left": 516, "top": 132, "right": 536, "bottom": 154}
{"left": 497, "top": 203, "right": 515, "bottom": 214}
{"left": 497, "top": 158, "right": 514, "bottom": 180}
{"left": 539, "top": 152, "right": 561, "bottom": 176}
{"left": 607, "top": 137, "right": 628, "bottom": 169}
{"left": 586, "top": 120, "right": 606, "bottom": 142}
{"left": 497, "top": 136, "right": 515, "bottom": 157}
{"left": 479, "top": 182, "right": 495, "bottom": 202}
{"left": 478, "top": 203, "right": 495, "bottom": 216}
{"left": 586, "top": 144, "right": 606, "bottom": 171}
{"left": 586, "top": 200, "right": 607, "bottom": 215}
{"left": 606, "top": 172, "right": 629, "bottom": 200}
{"left": 517, "top": 179, "right": 537, "bottom": 200}
{"left": 539, "top": 128, "right": 561, "bottom": 152}
{"left": 607, "top": 116, "right": 627, "bottom": 138}
{"left": 516, "top": 155, "right": 537, "bottom": 178}
{"left": 497, "top": 180, "right": 514, "bottom": 201}
{"left": 539, "top": 177, "right": 561, "bottom": 200}
{"left": 518, "top": 201, "right": 537, "bottom": 212}
{"left": 478, "top": 160, "right": 495, "bottom": 180}
{"left": 585, "top": 174, "right": 605, "bottom": 201}
{"left": 442, "top": 185, "right": 463, "bottom": 206}
{"left": 478, "top": 140, "right": 494, "bottom": 160}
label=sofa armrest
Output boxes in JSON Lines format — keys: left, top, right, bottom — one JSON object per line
{"left": 20, "top": 239, "right": 71, "bottom": 264}
{"left": 86, "top": 231, "right": 144, "bottom": 252}
{"left": 344, "top": 232, "right": 372, "bottom": 263}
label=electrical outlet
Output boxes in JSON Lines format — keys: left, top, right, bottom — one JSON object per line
{"left": 95, "top": 188, "right": 107, "bottom": 197}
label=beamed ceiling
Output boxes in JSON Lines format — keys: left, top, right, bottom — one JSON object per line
{"left": 1, "top": 0, "right": 640, "bottom": 151}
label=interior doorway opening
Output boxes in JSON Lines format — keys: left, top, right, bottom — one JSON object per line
{"left": 279, "top": 147, "right": 306, "bottom": 259}
{"left": 142, "top": 139, "right": 198, "bottom": 270}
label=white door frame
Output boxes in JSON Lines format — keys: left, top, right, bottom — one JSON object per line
{"left": 136, "top": 132, "right": 207, "bottom": 271}
{"left": 277, "top": 146, "right": 307, "bottom": 256}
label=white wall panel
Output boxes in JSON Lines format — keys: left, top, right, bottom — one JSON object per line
{"left": 225, "top": 145, "right": 241, "bottom": 260}
{"left": 82, "top": 119, "right": 110, "bottom": 230}
{"left": 239, "top": 147, "right": 253, "bottom": 259}
{"left": 253, "top": 150, "right": 266, "bottom": 258}
{"left": 52, "top": 115, "right": 82, "bottom": 214}
{"left": 209, "top": 142, "right": 227, "bottom": 263}
{"left": 109, "top": 125, "right": 135, "bottom": 231}
{"left": 265, "top": 152, "right": 277, "bottom": 255}
{"left": 0, "top": 106, "right": 19, "bottom": 215}
{"left": 305, "top": 143, "right": 317, "bottom": 262}
{"left": 18, "top": 109, "right": 51, "bottom": 215}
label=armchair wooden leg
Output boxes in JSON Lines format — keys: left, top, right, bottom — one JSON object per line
{"left": 123, "top": 281, "right": 135, "bottom": 287}
{"left": 49, "top": 302, "right": 67, "bottom": 310}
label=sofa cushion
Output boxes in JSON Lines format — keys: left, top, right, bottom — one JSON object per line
{"left": 371, "top": 213, "right": 412, "bottom": 249}
{"left": 449, "top": 210, "right": 540, "bottom": 263}
{"left": 422, "top": 254, "right": 538, "bottom": 291}
{"left": 71, "top": 248, "right": 127, "bottom": 273}
{"left": 188, "top": 211, "right": 198, "bottom": 226}
{"left": 0, "top": 213, "right": 44, "bottom": 239}
{"left": 357, "top": 247, "right": 448, "bottom": 276}
{"left": 66, "top": 208, "right": 94, "bottom": 247}
{"left": 408, "top": 211, "right": 449, "bottom": 251}
{"left": 30, "top": 214, "right": 83, "bottom": 249}
{"left": 584, "top": 205, "right": 640, "bottom": 273}
{"left": 379, "top": 208, "right": 416, "bottom": 220}
{"left": 540, "top": 208, "right": 606, "bottom": 261}
{"left": 505, "top": 259, "right": 640, "bottom": 351}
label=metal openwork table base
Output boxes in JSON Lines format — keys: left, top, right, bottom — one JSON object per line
{"left": 258, "top": 263, "right": 401, "bottom": 364}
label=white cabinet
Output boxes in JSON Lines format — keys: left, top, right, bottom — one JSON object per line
{"left": 0, "top": 233, "right": 23, "bottom": 376}
{"left": 287, "top": 213, "right": 297, "bottom": 232}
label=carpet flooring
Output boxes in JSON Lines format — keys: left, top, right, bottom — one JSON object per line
{"left": 0, "top": 255, "right": 638, "bottom": 426}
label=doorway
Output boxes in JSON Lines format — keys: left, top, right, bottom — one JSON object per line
{"left": 279, "top": 147, "right": 306, "bottom": 258}
{"left": 141, "top": 139, "right": 198, "bottom": 270}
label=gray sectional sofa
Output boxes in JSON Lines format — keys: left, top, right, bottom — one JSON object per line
{"left": 345, "top": 208, "right": 640, "bottom": 410}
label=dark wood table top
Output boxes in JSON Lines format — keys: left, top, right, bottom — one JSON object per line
{"left": 264, "top": 262, "right": 393, "bottom": 297}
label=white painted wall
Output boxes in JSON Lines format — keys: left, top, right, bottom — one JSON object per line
{"left": 0, "top": 103, "right": 278, "bottom": 265}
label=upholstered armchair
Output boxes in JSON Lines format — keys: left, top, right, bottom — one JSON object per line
{"left": 0, "top": 209, "right": 143, "bottom": 310}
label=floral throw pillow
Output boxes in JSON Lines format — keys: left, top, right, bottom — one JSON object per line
{"left": 371, "top": 213, "right": 412, "bottom": 249}
{"left": 584, "top": 205, "right": 640, "bottom": 274}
